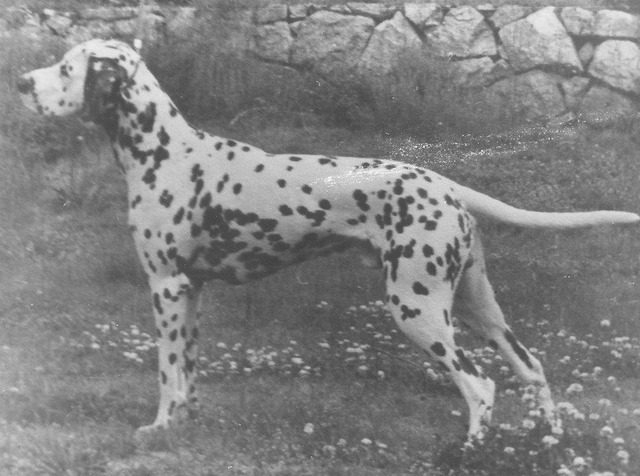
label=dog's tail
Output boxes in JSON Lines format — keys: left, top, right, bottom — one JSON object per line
{"left": 456, "top": 185, "right": 640, "bottom": 229}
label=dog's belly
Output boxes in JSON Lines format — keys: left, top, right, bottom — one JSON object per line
{"left": 182, "top": 227, "right": 363, "bottom": 284}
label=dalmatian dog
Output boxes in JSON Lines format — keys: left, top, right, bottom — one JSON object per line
{"left": 18, "top": 39, "right": 639, "bottom": 438}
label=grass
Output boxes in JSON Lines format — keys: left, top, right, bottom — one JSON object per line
{"left": 1, "top": 121, "right": 640, "bottom": 474}
{"left": 2, "top": 17, "right": 640, "bottom": 475}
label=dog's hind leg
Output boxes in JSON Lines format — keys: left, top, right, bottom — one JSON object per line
{"left": 385, "top": 274, "right": 495, "bottom": 437}
{"left": 456, "top": 238, "right": 556, "bottom": 422}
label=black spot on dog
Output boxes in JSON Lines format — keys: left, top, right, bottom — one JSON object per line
{"left": 426, "top": 262, "right": 437, "bottom": 276}
{"left": 279, "top": 205, "right": 293, "bottom": 216}
{"left": 431, "top": 342, "right": 446, "bottom": 357}
{"left": 319, "top": 199, "right": 331, "bottom": 210}
{"left": 157, "top": 126, "right": 170, "bottom": 146}
{"left": 173, "top": 207, "right": 185, "bottom": 225}
{"left": 353, "top": 189, "right": 369, "bottom": 211}
{"left": 159, "top": 190, "right": 174, "bottom": 208}
{"left": 142, "top": 168, "right": 156, "bottom": 187}
{"left": 200, "top": 192, "right": 212, "bottom": 208}
{"left": 455, "top": 349, "right": 479, "bottom": 376}
{"left": 400, "top": 305, "right": 421, "bottom": 320}
{"left": 505, "top": 329, "right": 533, "bottom": 369}
{"left": 412, "top": 281, "right": 429, "bottom": 296}
{"left": 138, "top": 102, "right": 157, "bottom": 133}
{"left": 258, "top": 219, "right": 278, "bottom": 233}
{"left": 153, "top": 293, "right": 163, "bottom": 314}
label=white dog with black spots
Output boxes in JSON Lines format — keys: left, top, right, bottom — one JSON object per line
{"left": 18, "top": 39, "right": 639, "bottom": 439}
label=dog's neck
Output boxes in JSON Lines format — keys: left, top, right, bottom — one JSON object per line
{"left": 102, "top": 63, "right": 198, "bottom": 182}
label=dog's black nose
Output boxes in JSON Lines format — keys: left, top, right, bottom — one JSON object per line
{"left": 17, "top": 76, "right": 34, "bottom": 94}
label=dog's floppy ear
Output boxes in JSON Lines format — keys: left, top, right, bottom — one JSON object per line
{"left": 83, "top": 57, "right": 127, "bottom": 123}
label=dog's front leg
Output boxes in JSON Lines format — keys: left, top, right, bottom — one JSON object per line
{"left": 137, "top": 275, "right": 203, "bottom": 435}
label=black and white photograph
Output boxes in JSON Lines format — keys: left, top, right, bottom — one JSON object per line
{"left": 1, "top": 0, "right": 640, "bottom": 474}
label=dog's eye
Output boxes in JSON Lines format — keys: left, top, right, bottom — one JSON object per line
{"left": 60, "top": 64, "right": 70, "bottom": 78}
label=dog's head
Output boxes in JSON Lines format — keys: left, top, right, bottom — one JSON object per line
{"left": 17, "top": 39, "right": 140, "bottom": 122}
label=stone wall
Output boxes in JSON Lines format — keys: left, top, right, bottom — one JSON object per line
{"left": 4, "top": 4, "right": 640, "bottom": 125}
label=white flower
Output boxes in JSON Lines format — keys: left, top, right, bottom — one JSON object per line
{"left": 503, "top": 446, "right": 515, "bottom": 455}
{"left": 216, "top": 342, "right": 227, "bottom": 349}
{"left": 451, "top": 410, "right": 462, "bottom": 417}
{"left": 291, "top": 357, "right": 303, "bottom": 365}
{"left": 542, "top": 435, "right": 559, "bottom": 447}
{"left": 572, "top": 456, "right": 587, "bottom": 467}
{"left": 361, "top": 438, "right": 372, "bottom": 445}
{"left": 337, "top": 438, "right": 347, "bottom": 447}
{"left": 557, "top": 465, "right": 574, "bottom": 475}
{"left": 322, "top": 444, "right": 336, "bottom": 457}
{"left": 600, "top": 426, "right": 614, "bottom": 437}
{"left": 565, "top": 383, "right": 584, "bottom": 395}
{"left": 616, "top": 449, "right": 630, "bottom": 464}
{"left": 303, "top": 423, "right": 314, "bottom": 435}
{"left": 522, "top": 419, "right": 536, "bottom": 430}
{"left": 600, "top": 319, "right": 611, "bottom": 328}
{"left": 614, "top": 437, "right": 625, "bottom": 445}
